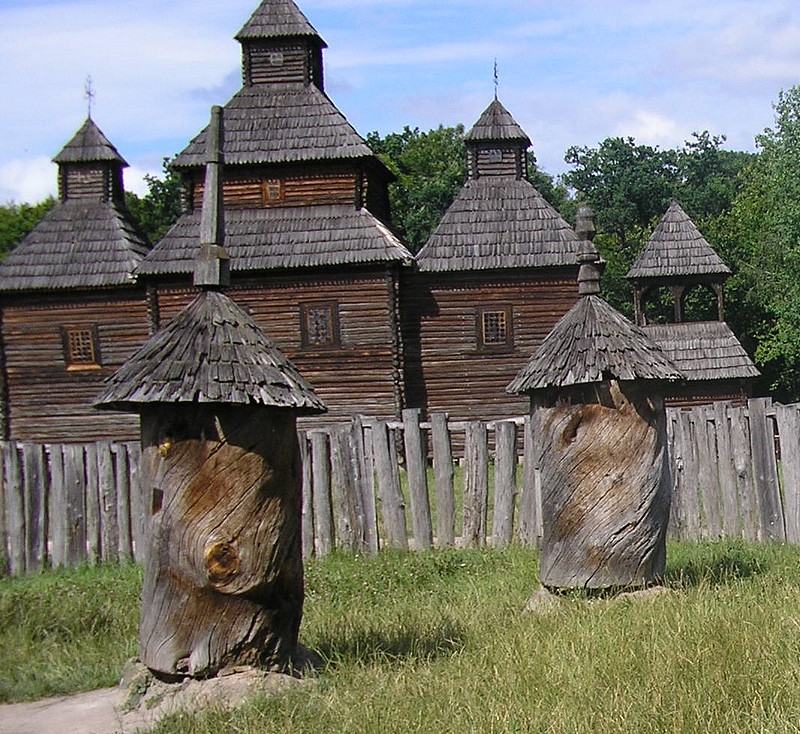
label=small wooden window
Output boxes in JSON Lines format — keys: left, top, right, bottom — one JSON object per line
{"left": 63, "top": 326, "right": 101, "bottom": 370}
{"left": 477, "top": 307, "right": 513, "bottom": 352}
{"left": 263, "top": 178, "right": 284, "bottom": 203}
{"left": 487, "top": 149, "right": 503, "bottom": 163}
{"left": 269, "top": 51, "right": 284, "bottom": 66}
{"left": 301, "top": 303, "right": 340, "bottom": 349}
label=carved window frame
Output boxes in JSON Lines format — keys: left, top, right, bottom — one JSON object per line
{"left": 62, "top": 325, "right": 101, "bottom": 371}
{"left": 300, "top": 302, "right": 341, "bottom": 350}
{"left": 476, "top": 306, "right": 513, "bottom": 352}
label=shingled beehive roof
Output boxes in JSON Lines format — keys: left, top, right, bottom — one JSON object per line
{"left": 95, "top": 288, "right": 325, "bottom": 412}
{"left": 508, "top": 294, "right": 683, "bottom": 393}
{"left": 0, "top": 201, "right": 149, "bottom": 291}
{"left": 235, "top": 0, "right": 326, "bottom": 44}
{"left": 643, "top": 321, "right": 759, "bottom": 381}
{"left": 172, "top": 85, "right": 373, "bottom": 169}
{"left": 627, "top": 201, "right": 731, "bottom": 280}
{"left": 416, "top": 178, "right": 581, "bottom": 272}
{"left": 52, "top": 117, "right": 128, "bottom": 166}
{"left": 138, "top": 204, "right": 412, "bottom": 275}
{"left": 464, "top": 98, "right": 530, "bottom": 144}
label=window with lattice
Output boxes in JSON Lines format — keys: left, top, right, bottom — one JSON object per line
{"left": 63, "top": 326, "right": 101, "bottom": 369}
{"left": 263, "top": 178, "right": 283, "bottom": 203}
{"left": 301, "top": 302, "right": 340, "bottom": 348}
{"left": 477, "top": 306, "right": 512, "bottom": 351}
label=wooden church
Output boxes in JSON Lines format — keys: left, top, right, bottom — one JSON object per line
{"left": 403, "top": 97, "right": 583, "bottom": 421}
{"left": 626, "top": 201, "right": 759, "bottom": 405}
{"left": 136, "top": 0, "right": 413, "bottom": 425}
{"left": 0, "top": 118, "right": 151, "bottom": 442}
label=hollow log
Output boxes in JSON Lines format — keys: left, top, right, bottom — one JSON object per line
{"left": 536, "top": 380, "right": 670, "bottom": 590}
{"left": 138, "top": 404, "right": 303, "bottom": 679}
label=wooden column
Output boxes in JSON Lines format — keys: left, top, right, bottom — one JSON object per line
{"left": 138, "top": 403, "right": 304, "bottom": 678}
{"left": 536, "top": 380, "right": 671, "bottom": 589}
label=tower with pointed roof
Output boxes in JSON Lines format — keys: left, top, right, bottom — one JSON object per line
{"left": 0, "top": 118, "right": 151, "bottom": 442}
{"left": 139, "top": 0, "right": 412, "bottom": 425}
{"left": 626, "top": 201, "right": 759, "bottom": 405}
{"left": 403, "top": 98, "right": 583, "bottom": 421}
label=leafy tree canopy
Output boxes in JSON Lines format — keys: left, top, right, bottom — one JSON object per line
{"left": 124, "top": 157, "right": 183, "bottom": 245}
{"left": 0, "top": 198, "right": 56, "bottom": 261}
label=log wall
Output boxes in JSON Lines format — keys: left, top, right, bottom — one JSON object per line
{"left": 155, "top": 270, "right": 401, "bottom": 424}
{"left": 401, "top": 269, "right": 579, "bottom": 421}
{"left": 2, "top": 290, "right": 149, "bottom": 442}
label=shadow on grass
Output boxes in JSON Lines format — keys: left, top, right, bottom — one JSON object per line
{"left": 665, "top": 542, "right": 770, "bottom": 588}
{"left": 312, "top": 620, "right": 467, "bottom": 667}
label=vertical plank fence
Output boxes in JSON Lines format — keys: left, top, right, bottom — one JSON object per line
{"left": 5, "top": 397, "right": 800, "bottom": 575}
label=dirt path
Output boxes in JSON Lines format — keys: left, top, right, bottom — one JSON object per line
{"left": 0, "top": 667, "right": 303, "bottom": 734}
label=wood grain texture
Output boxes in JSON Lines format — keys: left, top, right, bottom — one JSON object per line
{"left": 138, "top": 405, "right": 304, "bottom": 678}
{"left": 537, "top": 381, "right": 671, "bottom": 590}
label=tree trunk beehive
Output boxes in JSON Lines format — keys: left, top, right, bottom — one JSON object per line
{"left": 535, "top": 380, "right": 671, "bottom": 589}
{"left": 138, "top": 403, "right": 303, "bottom": 678}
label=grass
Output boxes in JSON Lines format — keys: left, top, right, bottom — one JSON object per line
{"left": 0, "top": 562, "right": 141, "bottom": 703}
{"left": 4, "top": 542, "right": 800, "bottom": 733}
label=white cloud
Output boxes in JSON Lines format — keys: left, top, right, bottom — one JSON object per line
{"left": 615, "top": 110, "right": 684, "bottom": 149}
{"left": 0, "top": 157, "right": 57, "bottom": 205}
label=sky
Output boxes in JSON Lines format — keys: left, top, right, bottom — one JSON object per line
{"left": 2, "top": 0, "right": 800, "bottom": 204}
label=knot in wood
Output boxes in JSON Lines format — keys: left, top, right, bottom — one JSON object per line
{"left": 204, "top": 541, "right": 240, "bottom": 586}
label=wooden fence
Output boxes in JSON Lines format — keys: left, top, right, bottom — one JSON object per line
{"left": 1, "top": 397, "right": 798, "bottom": 576}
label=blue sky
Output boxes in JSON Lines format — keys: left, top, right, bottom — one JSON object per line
{"left": 2, "top": 0, "right": 800, "bottom": 203}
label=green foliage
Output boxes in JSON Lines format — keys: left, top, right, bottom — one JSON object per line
{"left": 125, "top": 157, "right": 184, "bottom": 245}
{"left": 0, "top": 562, "right": 141, "bottom": 702}
{"left": 563, "top": 133, "right": 752, "bottom": 316}
{"left": 720, "top": 85, "right": 800, "bottom": 400}
{"left": 0, "top": 198, "right": 56, "bottom": 260}
{"left": 367, "top": 125, "right": 467, "bottom": 253}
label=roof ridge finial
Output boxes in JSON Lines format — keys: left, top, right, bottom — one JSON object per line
{"left": 84, "top": 75, "right": 95, "bottom": 119}
{"left": 493, "top": 58, "right": 499, "bottom": 100}
{"left": 194, "top": 105, "right": 230, "bottom": 290}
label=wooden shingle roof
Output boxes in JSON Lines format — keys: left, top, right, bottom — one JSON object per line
{"left": 52, "top": 118, "right": 127, "bottom": 166}
{"left": 235, "top": 0, "right": 326, "bottom": 45}
{"left": 464, "top": 98, "right": 530, "bottom": 144}
{"left": 416, "top": 178, "right": 581, "bottom": 272}
{"left": 643, "top": 322, "right": 759, "bottom": 381}
{"left": 627, "top": 201, "right": 730, "bottom": 280}
{"left": 137, "top": 204, "right": 412, "bottom": 275}
{"left": 95, "top": 289, "right": 326, "bottom": 413}
{"left": 172, "top": 85, "right": 372, "bottom": 169}
{"left": 0, "top": 200, "right": 149, "bottom": 291}
{"left": 508, "top": 294, "right": 683, "bottom": 393}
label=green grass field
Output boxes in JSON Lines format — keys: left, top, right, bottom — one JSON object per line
{"left": 3, "top": 542, "right": 800, "bottom": 733}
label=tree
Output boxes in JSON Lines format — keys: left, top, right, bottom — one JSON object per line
{"left": 125, "top": 158, "right": 184, "bottom": 245}
{"left": 366, "top": 125, "right": 567, "bottom": 253}
{"left": 722, "top": 86, "right": 800, "bottom": 400}
{"left": 0, "top": 198, "right": 56, "bottom": 260}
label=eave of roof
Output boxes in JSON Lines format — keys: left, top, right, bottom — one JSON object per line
{"left": 137, "top": 204, "right": 413, "bottom": 276}
{"left": 0, "top": 200, "right": 149, "bottom": 292}
{"left": 508, "top": 295, "right": 683, "bottom": 393}
{"left": 95, "top": 289, "right": 326, "bottom": 413}
{"left": 235, "top": 0, "right": 327, "bottom": 47}
{"left": 627, "top": 201, "right": 730, "bottom": 280}
{"left": 416, "top": 178, "right": 581, "bottom": 272}
{"left": 643, "top": 321, "right": 760, "bottom": 380}
{"left": 464, "top": 98, "right": 530, "bottom": 144}
{"left": 53, "top": 118, "right": 128, "bottom": 166}
{"left": 172, "top": 84, "right": 374, "bottom": 169}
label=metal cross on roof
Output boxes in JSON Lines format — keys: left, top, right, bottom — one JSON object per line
{"left": 84, "top": 75, "right": 95, "bottom": 119}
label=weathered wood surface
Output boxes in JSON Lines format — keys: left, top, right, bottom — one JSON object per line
{"left": 138, "top": 405, "right": 304, "bottom": 678}
{"left": 537, "top": 382, "right": 671, "bottom": 589}
{"left": 463, "top": 421, "right": 488, "bottom": 548}
{"left": 3, "top": 398, "right": 800, "bottom": 576}
{"left": 491, "top": 420, "right": 517, "bottom": 547}
{"left": 403, "top": 409, "right": 433, "bottom": 550}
